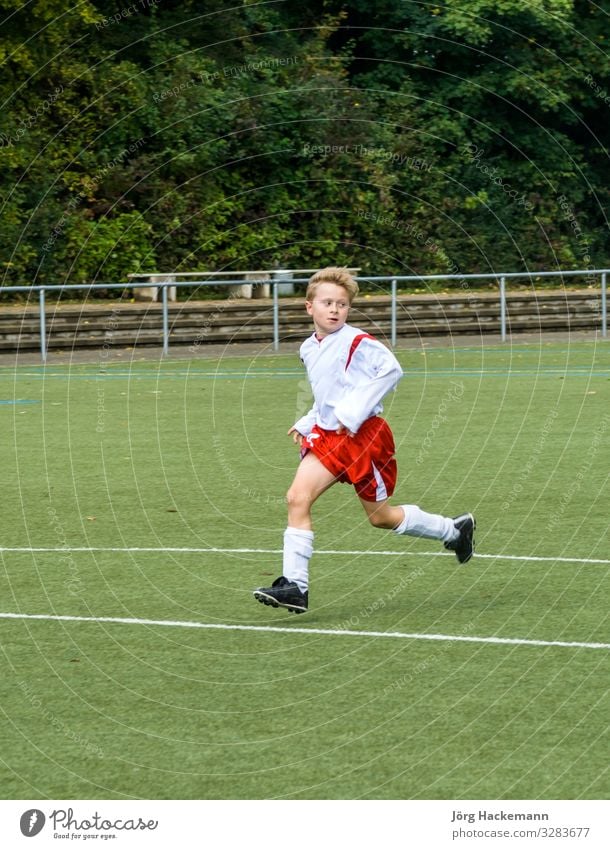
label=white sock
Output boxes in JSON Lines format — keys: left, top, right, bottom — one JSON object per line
{"left": 394, "top": 504, "right": 458, "bottom": 543}
{"left": 283, "top": 526, "right": 314, "bottom": 593}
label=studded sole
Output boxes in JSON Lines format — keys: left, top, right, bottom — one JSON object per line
{"left": 459, "top": 513, "right": 476, "bottom": 564}
{"left": 253, "top": 590, "right": 307, "bottom": 614}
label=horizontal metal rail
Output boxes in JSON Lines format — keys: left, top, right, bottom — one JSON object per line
{"left": 1, "top": 268, "right": 607, "bottom": 361}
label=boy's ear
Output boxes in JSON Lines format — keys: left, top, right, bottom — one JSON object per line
{"left": 305, "top": 300, "right": 314, "bottom": 314}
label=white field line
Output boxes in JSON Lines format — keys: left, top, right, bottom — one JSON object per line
{"left": 0, "top": 611, "right": 607, "bottom": 650}
{"left": 1, "top": 546, "right": 609, "bottom": 566}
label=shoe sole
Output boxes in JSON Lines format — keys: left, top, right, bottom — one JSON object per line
{"left": 253, "top": 589, "right": 307, "bottom": 614}
{"left": 458, "top": 513, "right": 476, "bottom": 564}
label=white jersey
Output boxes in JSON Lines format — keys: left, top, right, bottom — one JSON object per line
{"left": 293, "top": 323, "right": 403, "bottom": 435}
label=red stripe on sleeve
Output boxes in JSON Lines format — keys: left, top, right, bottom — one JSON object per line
{"left": 345, "top": 333, "right": 376, "bottom": 370}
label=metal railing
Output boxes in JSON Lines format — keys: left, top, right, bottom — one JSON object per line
{"left": 0, "top": 268, "right": 607, "bottom": 363}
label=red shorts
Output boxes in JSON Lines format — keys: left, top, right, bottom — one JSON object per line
{"left": 301, "top": 416, "right": 397, "bottom": 502}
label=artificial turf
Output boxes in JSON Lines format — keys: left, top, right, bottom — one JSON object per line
{"left": 0, "top": 337, "right": 608, "bottom": 799}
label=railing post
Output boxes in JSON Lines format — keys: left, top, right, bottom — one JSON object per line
{"left": 500, "top": 276, "right": 507, "bottom": 341}
{"left": 602, "top": 272, "right": 607, "bottom": 338}
{"left": 162, "top": 284, "right": 169, "bottom": 355}
{"left": 39, "top": 288, "right": 47, "bottom": 364}
{"left": 273, "top": 282, "right": 279, "bottom": 351}
{"left": 391, "top": 278, "right": 397, "bottom": 347}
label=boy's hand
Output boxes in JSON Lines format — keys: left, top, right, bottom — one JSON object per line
{"left": 287, "top": 426, "right": 304, "bottom": 446}
{"left": 336, "top": 423, "right": 355, "bottom": 438}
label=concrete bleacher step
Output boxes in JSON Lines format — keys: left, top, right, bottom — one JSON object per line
{"left": 0, "top": 290, "right": 603, "bottom": 352}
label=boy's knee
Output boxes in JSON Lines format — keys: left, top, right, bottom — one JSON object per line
{"left": 286, "top": 486, "right": 311, "bottom": 511}
{"left": 367, "top": 509, "right": 387, "bottom": 529}
{"left": 366, "top": 505, "right": 395, "bottom": 529}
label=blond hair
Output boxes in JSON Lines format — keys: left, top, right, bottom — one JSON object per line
{"left": 306, "top": 267, "right": 359, "bottom": 303}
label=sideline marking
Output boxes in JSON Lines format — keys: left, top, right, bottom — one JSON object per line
{"left": 1, "top": 546, "right": 609, "bottom": 566}
{"left": 1, "top": 368, "right": 608, "bottom": 379}
{"left": 0, "top": 611, "right": 607, "bottom": 650}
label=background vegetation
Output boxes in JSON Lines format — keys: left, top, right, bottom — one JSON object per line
{"left": 0, "top": 0, "right": 608, "bottom": 289}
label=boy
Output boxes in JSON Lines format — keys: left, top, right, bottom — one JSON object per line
{"left": 253, "top": 267, "right": 475, "bottom": 614}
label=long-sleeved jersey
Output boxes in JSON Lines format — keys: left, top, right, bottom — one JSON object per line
{"left": 293, "top": 323, "right": 403, "bottom": 436}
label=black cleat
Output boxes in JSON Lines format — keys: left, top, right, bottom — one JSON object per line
{"left": 444, "top": 513, "right": 476, "bottom": 563}
{"left": 253, "top": 576, "right": 308, "bottom": 614}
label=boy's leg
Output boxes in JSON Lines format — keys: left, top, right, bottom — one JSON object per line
{"left": 360, "top": 498, "right": 456, "bottom": 539}
{"left": 360, "top": 498, "right": 459, "bottom": 542}
{"left": 359, "top": 498, "right": 404, "bottom": 530}
{"left": 286, "top": 451, "right": 337, "bottom": 530}
{"left": 359, "top": 498, "right": 475, "bottom": 563}
{"left": 253, "top": 453, "right": 336, "bottom": 611}
{"left": 392, "top": 503, "right": 458, "bottom": 542}
{"left": 283, "top": 453, "right": 336, "bottom": 590}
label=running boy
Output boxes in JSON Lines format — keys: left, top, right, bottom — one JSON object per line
{"left": 253, "top": 267, "right": 475, "bottom": 613}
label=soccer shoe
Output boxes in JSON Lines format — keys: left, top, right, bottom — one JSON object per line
{"left": 253, "top": 576, "right": 308, "bottom": 614}
{"left": 444, "top": 513, "right": 476, "bottom": 563}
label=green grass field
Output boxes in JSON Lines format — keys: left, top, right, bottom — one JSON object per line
{"left": 0, "top": 338, "right": 608, "bottom": 800}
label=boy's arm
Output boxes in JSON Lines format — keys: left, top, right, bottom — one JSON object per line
{"left": 334, "top": 342, "right": 403, "bottom": 434}
{"left": 292, "top": 401, "right": 319, "bottom": 437}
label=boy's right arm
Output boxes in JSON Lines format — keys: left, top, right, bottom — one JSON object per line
{"left": 291, "top": 402, "right": 319, "bottom": 439}
{"left": 290, "top": 343, "right": 317, "bottom": 443}
{"left": 287, "top": 425, "right": 304, "bottom": 446}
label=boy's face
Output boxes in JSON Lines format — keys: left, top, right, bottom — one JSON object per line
{"left": 306, "top": 282, "right": 351, "bottom": 338}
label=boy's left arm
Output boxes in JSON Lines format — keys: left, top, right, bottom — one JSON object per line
{"left": 334, "top": 342, "right": 403, "bottom": 434}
